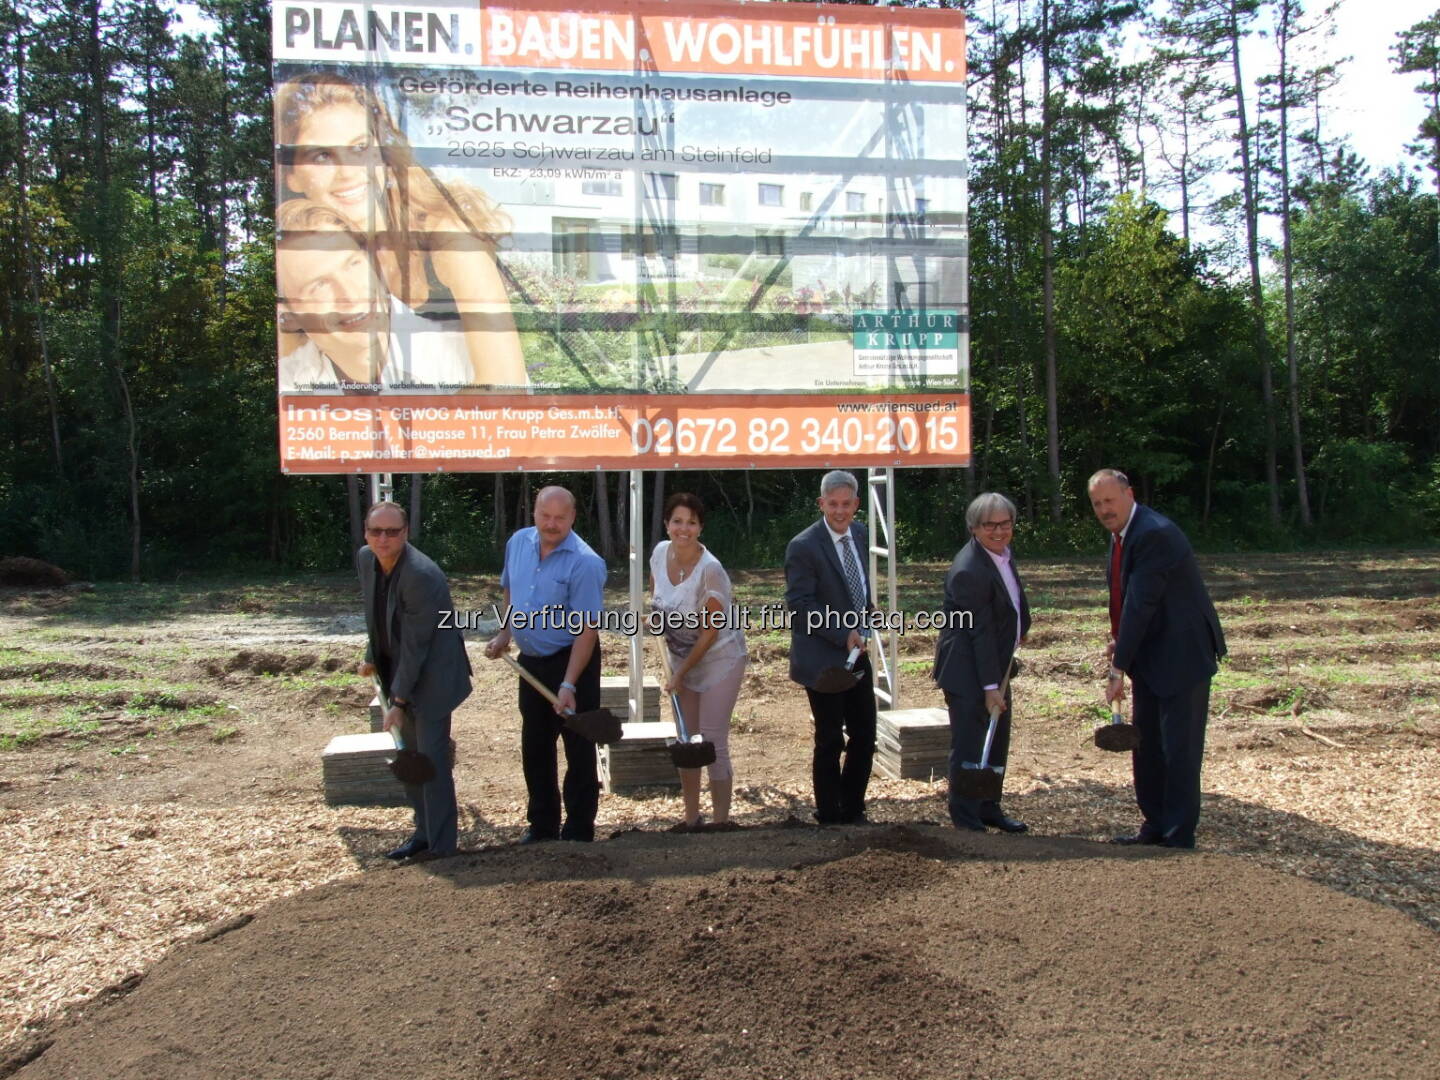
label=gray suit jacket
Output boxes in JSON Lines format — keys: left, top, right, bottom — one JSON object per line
{"left": 932, "top": 536, "right": 1030, "bottom": 700}
{"left": 357, "top": 542, "right": 472, "bottom": 718}
{"left": 784, "top": 518, "right": 875, "bottom": 689}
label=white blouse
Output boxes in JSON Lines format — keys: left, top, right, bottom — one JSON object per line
{"left": 650, "top": 541, "right": 747, "bottom": 693}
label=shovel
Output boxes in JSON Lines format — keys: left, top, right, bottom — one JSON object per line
{"left": 500, "top": 652, "right": 624, "bottom": 744}
{"left": 372, "top": 677, "right": 437, "bottom": 785}
{"left": 950, "top": 655, "right": 1018, "bottom": 804}
{"left": 1093, "top": 679, "right": 1141, "bottom": 752}
{"left": 813, "top": 645, "right": 864, "bottom": 694}
{"left": 656, "top": 640, "right": 717, "bottom": 770}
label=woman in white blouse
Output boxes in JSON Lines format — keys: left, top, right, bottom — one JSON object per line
{"left": 650, "top": 492, "right": 747, "bottom": 830}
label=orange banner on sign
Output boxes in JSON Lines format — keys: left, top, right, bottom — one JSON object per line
{"left": 476, "top": 1, "right": 966, "bottom": 82}
{"left": 279, "top": 392, "right": 971, "bottom": 472}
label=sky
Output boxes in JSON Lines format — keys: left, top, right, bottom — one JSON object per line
{"left": 1312, "top": 0, "right": 1435, "bottom": 174}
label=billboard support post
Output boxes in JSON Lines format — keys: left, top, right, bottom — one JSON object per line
{"left": 627, "top": 468, "right": 645, "bottom": 723}
{"left": 368, "top": 474, "right": 393, "bottom": 505}
{"left": 866, "top": 468, "right": 899, "bottom": 711}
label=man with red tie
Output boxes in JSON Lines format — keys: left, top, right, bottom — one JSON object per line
{"left": 1088, "top": 469, "right": 1225, "bottom": 849}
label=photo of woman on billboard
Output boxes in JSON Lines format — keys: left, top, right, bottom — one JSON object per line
{"left": 275, "top": 71, "right": 527, "bottom": 389}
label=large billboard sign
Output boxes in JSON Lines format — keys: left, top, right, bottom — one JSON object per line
{"left": 273, "top": 0, "right": 969, "bottom": 472}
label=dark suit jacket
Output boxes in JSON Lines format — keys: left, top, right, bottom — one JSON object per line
{"left": 933, "top": 536, "right": 1031, "bottom": 699}
{"left": 785, "top": 518, "right": 875, "bottom": 688}
{"left": 1110, "top": 504, "right": 1226, "bottom": 697}
{"left": 357, "top": 542, "right": 472, "bottom": 717}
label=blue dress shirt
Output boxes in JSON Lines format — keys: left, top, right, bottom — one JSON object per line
{"left": 500, "top": 526, "right": 607, "bottom": 657}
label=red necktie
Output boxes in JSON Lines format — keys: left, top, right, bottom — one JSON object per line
{"left": 1109, "top": 535, "right": 1124, "bottom": 638}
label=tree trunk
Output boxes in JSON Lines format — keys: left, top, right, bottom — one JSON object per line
{"left": 649, "top": 469, "right": 667, "bottom": 550}
{"left": 85, "top": 0, "right": 139, "bottom": 577}
{"left": 1041, "top": 0, "right": 1063, "bottom": 522}
{"left": 1276, "top": 5, "right": 1312, "bottom": 526}
{"left": 594, "top": 470, "right": 614, "bottom": 561}
{"left": 1228, "top": 3, "right": 1281, "bottom": 524}
{"left": 743, "top": 469, "right": 754, "bottom": 538}
{"left": 408, "top": 474, "right": 423, "bottom": 543}
{"left": 217, "top": 25, "right": 231, "bottom": 313}
{"left": 14, "top": 26, "right": 62, "bottom": 475}
{"left": 516, "top": 473, "right": 531, "bottom": 528}
{"left": 1203, "top": 401, "right": 1226, "bottom": 527}
{"left": 614, "top": 469, "right": 628, "bottom": 551}
{"left": 346, "top": 476, "right": 363, "bottom": 550}
{"left": 493, "top": 473, "right": 507, "bottom": 544}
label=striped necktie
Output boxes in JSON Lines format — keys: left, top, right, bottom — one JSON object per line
{"left": 840, "top": 534, "right": 867, "bottom": 615}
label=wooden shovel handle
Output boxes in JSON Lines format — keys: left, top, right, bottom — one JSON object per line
{"left": 500, "top": 651, "right": 566, "bottom": 711}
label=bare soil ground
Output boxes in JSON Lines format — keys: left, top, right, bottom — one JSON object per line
{"left": 2, "top": 550, "right": 1438, "bottom": 1079}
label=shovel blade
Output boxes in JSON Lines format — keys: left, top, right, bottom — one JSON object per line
{"left": 388, "top": 748, "right": 437, "bottom": 786}
{"left": 950, "top": 766, "right": 1003, "bottom": 803}
{"left": 669, "top": 740, "right": 718, "bottom": 770}
{"left": 813, "top": 667, "right": 862, "bottom": 694}
{"left": 563, "top": 707, "right": 624, "bottom": 745}
{"left": 1094, "top": 723, "right": 1141, "bottom": 752}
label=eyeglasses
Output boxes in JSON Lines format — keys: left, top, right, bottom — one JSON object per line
{"left": 365, "top": 526, "right": 405, "bottom": 538}
{"left": 978, "top": 519, "right": 1014, "bottom": 532}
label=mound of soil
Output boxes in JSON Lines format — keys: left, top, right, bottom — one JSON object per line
{"left": 0, "top": 558, "right": 70, "bottom": 590}
{"left": 212, "top": 650, "right": 346, "bottom": 677}
{"left": 12, "top": 827, "right": 1439, "bottom": 1080}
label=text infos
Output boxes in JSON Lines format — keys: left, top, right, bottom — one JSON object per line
{"left": 280, "top": 393, "right": 970, "bottom": 472}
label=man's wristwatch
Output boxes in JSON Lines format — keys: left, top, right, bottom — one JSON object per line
{"left": 1107, "top": 668, "right": 1122, "bottom": 681}
{"left": 559, "top": 681, "right": 576, "bottom": 693}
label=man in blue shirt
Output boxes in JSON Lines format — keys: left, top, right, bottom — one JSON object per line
{"left": 485, "top": 486, "right": 608, "bottom": 843}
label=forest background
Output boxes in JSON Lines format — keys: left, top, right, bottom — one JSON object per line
{"left": 1, "top": 0, "right": 1438, "bottom": 580}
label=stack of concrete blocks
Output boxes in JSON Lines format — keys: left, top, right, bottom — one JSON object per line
{"left": 321, "top": 732, "right": 407, "bottom": 806}
{"left": 874, "top": 707, "right": 952, "bottom": 781}
{"left": 597, "top": 722, "right": 681, "bottom": 792}
{"left": 595, "top": 675, "right": 678, "bottom": 791}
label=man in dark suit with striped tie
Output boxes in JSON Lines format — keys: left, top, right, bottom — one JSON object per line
{"left": 1089, "top": 469, "right": 1226, "bottom": 849}
{"left": 784, "top": 470, "right": 878, "bottom": 825}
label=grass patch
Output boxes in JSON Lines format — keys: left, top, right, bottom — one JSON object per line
{"left": 0, "top": 708, "right": 43, "bottom": 750}
{"left": 264, "top": 671, "right": 365, "bottom": 691}
{"left": 156, "top": 704, "right": 232, "bottom": 732}
{"left": 1212, "top": 670, "right": 1282, "bottom": 691}
{"left": 0, "top": 704, "right": 107, "bottom": 748}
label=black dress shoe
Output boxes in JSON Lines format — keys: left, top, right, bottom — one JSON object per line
{"left": 518, "top": 829, "right": 559, "bottom": 845}
{"left": 981, "top": 813, "right": 1028, "bottom": 834}
{"left": 840, "top": 812, "right": 872, "bottom": 826}
{"left": 1109, "top": 832, "right": 1163, "bottom": 846}
{"left": 384, "top": 838, "right": 429, "bottom": 860}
